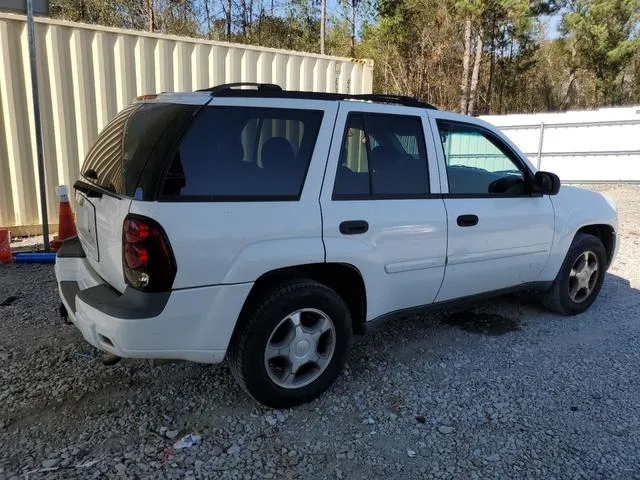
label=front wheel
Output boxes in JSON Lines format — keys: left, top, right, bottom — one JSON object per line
{"left": 540, "top": 233, "right": 607, "bottom": 315}
{"left": 227, "top": 279, "right": 352, "bottom": 408}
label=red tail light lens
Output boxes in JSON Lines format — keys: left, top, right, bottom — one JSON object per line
{"left": 124, "top": 220, "right": 150, "bottom": 243}
{"left": 122, "top": 216, "right": 176, "bottom": 291}
{"left": 124, "top": 244, "right": 148, "bottom": 269}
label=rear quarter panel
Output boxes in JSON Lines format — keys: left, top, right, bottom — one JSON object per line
{"left": 130, "top": 201, "right": 327, "bottom": 288}
{"left": 130, "top": 99, "right": 339, "bottom": 288}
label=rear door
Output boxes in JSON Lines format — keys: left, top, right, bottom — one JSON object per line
{"left": 320, "top": 102, "right": 447, "bottom": 322}
{"left": 75, "top": 101, "right": 201, "bottom": 292}
{"left": 428, "top": 112, "right": 555, "bottom": 301}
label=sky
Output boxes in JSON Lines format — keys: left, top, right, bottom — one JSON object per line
{"left": 544, "top": 12, "right": 563, "bottom": 40}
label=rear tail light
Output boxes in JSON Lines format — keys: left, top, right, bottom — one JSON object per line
{"left": 122, "top": 215, "right": 176, "bottom": 292}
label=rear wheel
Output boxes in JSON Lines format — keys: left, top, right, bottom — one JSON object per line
{"left": 540, "top": 233, "right": 607, "bottom": 315}
{"left": 228, "top": 279, "right": 352, "bottom": 408}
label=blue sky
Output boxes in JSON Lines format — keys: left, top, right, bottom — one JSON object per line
{"left": 544, "top": 12, "right": 563, "bottom": 39}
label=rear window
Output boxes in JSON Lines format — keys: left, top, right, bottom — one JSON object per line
{"left": 161, "top": 106, "right": 324, "bottom": 200}
{"left": 81, "top": 103, "right": 197, "bottom": 197}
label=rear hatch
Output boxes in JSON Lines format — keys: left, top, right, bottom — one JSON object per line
{"left": 74, "top": 99, "right": 204, "bottom": 292}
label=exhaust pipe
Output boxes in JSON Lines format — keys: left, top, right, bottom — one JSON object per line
{"left": 101, "top": 353, "right": 122, "bottom": 366}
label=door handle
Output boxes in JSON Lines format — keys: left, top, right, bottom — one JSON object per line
{"left": 457, "top": 214, "right": 478, "bottom": 227}
{"left": 340, "top": 220, "right": 369, "bottom": 235}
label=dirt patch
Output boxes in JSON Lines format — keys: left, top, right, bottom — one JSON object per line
{"left": 0, "top": 295, "right": 18, "bottom": 306}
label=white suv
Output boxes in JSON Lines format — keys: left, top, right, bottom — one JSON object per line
{"left": 55, "top": 83, "right": 618, "bottom": 407}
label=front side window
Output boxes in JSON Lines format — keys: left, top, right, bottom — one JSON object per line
{"left": 162, "top": 107, "right": 323, "bottom": 200}
{"left": 438, "top": 122, "right": 527, "bottom": 195}
{"left": 333, "top": 113, "right": 429, "bottom": 199}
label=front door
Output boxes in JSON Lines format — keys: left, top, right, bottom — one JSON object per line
{"left": 431, "top": 116, "right": 555, "bottom": 302}
{"left": 321, "top": 102, "right": 447, "bottom": 321}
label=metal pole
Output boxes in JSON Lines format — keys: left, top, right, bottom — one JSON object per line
{"left": 320, "top": 0, "right": 326, "bottom": 55}
{"left": 26, "top": 0, "right": 50, "bottom": 251}
{"left": 536, "top": 121, "right": 545, "bottom": 170}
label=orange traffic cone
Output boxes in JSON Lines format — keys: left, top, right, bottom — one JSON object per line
{"left": 0, "top": 227, "right": 12, "bottom": 264}
{"left": 50, "top": 185, "right": 77, "bottom": 252}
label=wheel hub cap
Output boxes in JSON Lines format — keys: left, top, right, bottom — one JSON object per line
{"left": 568, "top": 250, "right": 599, "bottom": 303}
{"left": 294, "top": 339, "right": 311, "bottom": 357}
{"left": 264, "top": 308, "right": 336, "bottom": 389}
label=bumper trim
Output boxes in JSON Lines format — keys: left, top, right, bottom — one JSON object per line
{"left": 77, "top": 284, "right": 170, "bottom": 319}
{"left": 57, "top": 236, "right": 86, "bottom": 258}
{"left": 60, "top": 281, "right": 80, "bottom": 314}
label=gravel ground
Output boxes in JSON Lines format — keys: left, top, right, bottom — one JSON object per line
{"left": 1, "top": 185, "right": 639, "bottom": 480}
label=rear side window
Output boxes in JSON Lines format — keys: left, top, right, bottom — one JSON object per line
{"left": 162, "top": 107, "right": 324, "bottom": 200}
{"left": 81, "top": 103, "right": 196, "bottom": 197}
{"left": 333, "top": 113, "right": 430, "bottom": 199}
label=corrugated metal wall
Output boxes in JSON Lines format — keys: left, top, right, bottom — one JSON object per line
{"left": 0, "top": 13, "right": 374, "bottom": 229}
{"left": 444, "top": 130, "right": 513, "bottom": 172}
{"left": 480, "top": 106, "right": 640, "bottom": 183}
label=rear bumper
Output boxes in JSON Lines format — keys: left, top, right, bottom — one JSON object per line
{"left": 55, "top": 238, "right": 252, "bottom": 363}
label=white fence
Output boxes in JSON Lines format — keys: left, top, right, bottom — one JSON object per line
{"left": 0, "top": 13, "right": 373, "bottom": 230}
{"left": 481, "top": 106, "right": 640, "bottom": 183}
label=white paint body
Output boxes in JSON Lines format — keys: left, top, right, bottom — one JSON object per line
{"left": 55, "top": 94, "right": 618, "bottom": 364}
{"left": 427, "top": 111, "right": 556, "bottom": 300}
{"left": 320, "top": 102, "right": 447, "bottom": 320}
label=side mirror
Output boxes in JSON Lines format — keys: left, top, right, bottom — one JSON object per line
{"left": 533, "top": 171, "right": 561, "bottom": 195}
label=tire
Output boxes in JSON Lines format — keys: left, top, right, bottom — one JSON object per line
{"left": 540, "top": 233, "right": 607, "bottom": 315}
{"left": 227, "top": 278, "right": 352, "bottom": 408}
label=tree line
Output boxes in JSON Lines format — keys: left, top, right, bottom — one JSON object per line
{"left": 50, "top": 0, "right": 640, "bottom": 114}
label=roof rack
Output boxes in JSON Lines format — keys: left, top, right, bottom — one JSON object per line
{"left": 197, "top": 83, "right": 438, "bottom": 110}
{"left": 196, "top": 82, "right": 283, "bottom": 94}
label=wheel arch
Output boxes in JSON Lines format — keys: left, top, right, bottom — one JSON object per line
{"left": 540, "top": 226, "right": 610, "bottom": 315}
{"left": 230, "top": 263, "right": 367, "bottom": 349}
{"left": 576, "top": 224, "right": 616, "bottom": 267}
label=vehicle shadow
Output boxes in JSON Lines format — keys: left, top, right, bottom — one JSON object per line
{"left": 136, "top": 272, "right": 639, "bottom": 403}
{"left": 346, "top": 272, "right": 640, "bottom": 375}
{"left": 42, "top": 272, "right": 640, "bottom": 419}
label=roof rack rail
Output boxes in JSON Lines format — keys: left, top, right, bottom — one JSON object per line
{"left": 197, "top": 82, "right": 283, "bottom": 93}
{"left": 348, "top": 94, "right": 437, "bottom": 109}
{"left": 198, "top": 83, "right": 437, "bottom": 110}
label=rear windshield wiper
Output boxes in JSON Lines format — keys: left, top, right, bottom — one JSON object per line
{"left": 74, "top": 180, "right": 121, "bottom": 200}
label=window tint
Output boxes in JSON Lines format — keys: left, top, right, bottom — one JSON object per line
{"left": 438, "top": 122, "right": 526, "bottom": 195}
{"left": 81, "top": 103, "right": 194, "bottom": 196}
{"left": 333, "top": 113, "right": 429, "bottom": 199}
{"left": 334, "top": 114, "right": 369, "bottom": 196}
{"left": 162, "top": 107, "right": 323, "bottom": 200}
{"left": 394, "top": 134, "right": 419, "bottom": 156}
